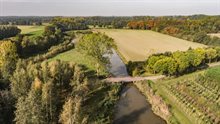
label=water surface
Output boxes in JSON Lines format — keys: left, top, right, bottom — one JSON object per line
{"left": 109, "top": 50, "right": 166, "bottom": 124}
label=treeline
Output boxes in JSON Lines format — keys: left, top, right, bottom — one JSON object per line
{"left": 0, "top": 26, "right": 21, "bottom": 40}
{"left": 13, "top": 25, "right": 66, "bottom": 57}
{"left": 83, "top": 16, "right": 131, "bottom": 28}
{"left": 126, "top": 16, "right": 220, "bottom": 46}
{"left": 27, "top": 40, "right": 74, "bottom": 63}
{"left": 127, "top": 47, "right": 220, "bottom": 76}
{"left": 0, "top": 16, "right": 53, "bottom": 25}
{"left": 51, "top": 17, "right": 88, "bottom": 31}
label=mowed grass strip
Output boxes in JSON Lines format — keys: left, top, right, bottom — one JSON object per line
{"left": 96, "top": 29, "right": 206, "bottom": 61}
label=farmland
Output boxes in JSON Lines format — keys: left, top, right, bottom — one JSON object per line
{"left": 96, "top": 29, "right": 206, "bottom": 61}
{"left": 156, "top": 66, "right": 220, "bottom": 124}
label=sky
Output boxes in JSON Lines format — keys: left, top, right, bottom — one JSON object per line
{"left": 0, "top": 0, "right": 220, "bottom": 16}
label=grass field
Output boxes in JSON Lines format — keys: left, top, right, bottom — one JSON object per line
{"left": 95, "top": 29, "right": 206, "bottom": 61}
{"left": 17, "top": 25, "right": 45, "bottom": 37}
{"left": 48, "top": 48, "right": 106, "bottom": 74}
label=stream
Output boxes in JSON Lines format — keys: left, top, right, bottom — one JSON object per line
{"left": 109, "top": 49, "right": 166, "bottom": 124}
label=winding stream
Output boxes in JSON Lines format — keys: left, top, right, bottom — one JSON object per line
{"left": 109, "top": 49, "right": 166, "bottom": 124}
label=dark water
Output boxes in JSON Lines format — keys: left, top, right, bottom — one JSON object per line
{"left": 109, "top": 50, "right": 166, "bottom": 124}
{"left": 108, "top": 49, "right": 128, "bottom": 77}
{"left": 113, "top": 85, "right": 166, "bottom": 124}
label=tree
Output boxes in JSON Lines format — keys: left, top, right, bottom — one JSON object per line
{"left": 15, "top": 77, "right": 45, "bottom": 124}
{"left": 187, "top": 50, "right": 204, "bottom": 67}
{"left": 59, "top": 96, "right": 84, "bottom": 124}
{"left": 42, "top": 80, "right": 59, "bottom": 123}
{"left": 0, "top": 90, "right": 15, "bottom": 124}
{"left": 44, "top": 25, "right": 56, "bottom": 36}
{"left": 10, "top": 60, "right": 33, "bottom": 99}
{"left": 146, "top": 55, "right": 166, "bottom": 73}
{"left": 0, "top": 26, "right": 21, "bottom": 40}
{"left": 51, "top": 17, "right": 88, "bottom": 31}
{"left": 173, "top": 51, "right": 190, "bottom": 74}
{"left": 153, "top": 57, "right": 177, "bottom": 76}
{"left": 214, "top": 47, "right": 220, "bottom": 61}
{"left": 0, "top": 41, "right": 18, "bottom": 79}
{"left": 205, "top": 48, "right": 217, "bottom": 63}
{"left": 48, "top": 60, "right": 73, "bottom": 88}
{"left": 76, "top": 33, "right": 115, "bottom": 75}
{"left": 193, "top": 31, "right": 208, "bottom": 43}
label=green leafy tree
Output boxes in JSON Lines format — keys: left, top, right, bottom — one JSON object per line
{"left": 187, "top": 50, "right": 204, "bottom": 67}
{"left": 44, "top": 25, "right": 56, "bottom": 36}
{"left": 205, "top": 48, "right": 217, "bottom": 63}
{"left": 146, "top": 55, "right": 166, "bottom": 73}
{"left": 76, "top": 33, "right": 115, "bottom": 75}
{"left": 214, "top": 47, "right": 220, "bottom": 61}
{"left": 153, "top": 57, "right": 177, "bottom": 75}
{"left": 173, "top": 51, "right": 190, "bottom": 73}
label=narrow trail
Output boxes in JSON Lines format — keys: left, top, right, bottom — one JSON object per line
{"left": 208, "top": 62, "right": 220, "bottom": 67}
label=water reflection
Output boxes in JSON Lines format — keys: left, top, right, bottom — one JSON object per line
{"left": 109, "top": 50, "right": 166, "bottom": 124}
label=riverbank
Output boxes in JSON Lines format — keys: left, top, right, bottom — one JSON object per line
{"left": 134, "top": 81, "right": 179, "bottom": 124}
{"left": 113, "top": 83, "right": 167, "bottom": 124}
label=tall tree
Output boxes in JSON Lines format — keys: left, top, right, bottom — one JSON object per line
{"left": 15, "top": 77, "right": 45, "bottom": 124}
{"left": 59, "top": 96, "right": 85, "bottom": 124}
{"left": 42, "top": 80, "right": 59, "bottom": 123}
{"left": 0, "top": 41, "right": 18, "bottom": 79}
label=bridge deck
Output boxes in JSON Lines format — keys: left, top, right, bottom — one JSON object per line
{"left": 105, "top": 75, "right": 165, "bottom": 83}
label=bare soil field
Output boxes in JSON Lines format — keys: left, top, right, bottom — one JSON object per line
{"left": 96, "top": 29, "right": 206, "bottom": 61}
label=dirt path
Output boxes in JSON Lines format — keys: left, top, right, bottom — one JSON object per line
{"left": 208, "top": 62, "right": 220, "bottom": 67}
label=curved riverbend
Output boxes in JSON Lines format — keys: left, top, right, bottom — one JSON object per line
{"left": 109, "top": 49, "right": 166, "bottom": 124}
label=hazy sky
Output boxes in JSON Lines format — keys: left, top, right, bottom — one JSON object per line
{"left": 0, "top": 0, "right": 220, "bottom": 16}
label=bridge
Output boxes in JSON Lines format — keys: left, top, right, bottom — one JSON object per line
{"left": 105, "top": 75, "right": 165, "bottom": 83}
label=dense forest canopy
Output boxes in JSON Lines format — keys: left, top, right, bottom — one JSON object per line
{"left": 0, "top": 16, "right": 53, "bottom": 25}
{"left": 51, "top": 17, "right": 88, "bottom": 31}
